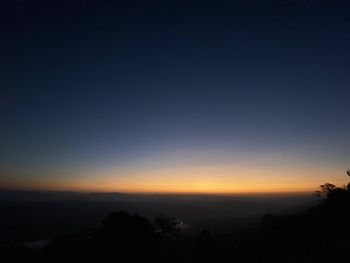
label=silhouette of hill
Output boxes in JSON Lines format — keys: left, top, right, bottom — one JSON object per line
{"left": 0, "top": 190, "right": 316, "bottom": 243}
{"left": 2, "top": 184, "right": 350, "bottom": 262}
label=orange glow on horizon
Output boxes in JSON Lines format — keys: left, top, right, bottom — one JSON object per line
{"left": 1, "top": 162, "right": 348, "bottom": 195}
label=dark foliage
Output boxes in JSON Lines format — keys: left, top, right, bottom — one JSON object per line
{"left": 2, "top": 183, "right": 350, "bottom": 262}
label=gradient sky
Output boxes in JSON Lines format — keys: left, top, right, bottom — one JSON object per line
{"left": 1, "top": 0, "right": 349, "bottom": 193}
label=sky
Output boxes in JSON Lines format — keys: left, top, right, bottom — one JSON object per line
{"left": 1, "top": 0, "right": 349, "bottom": 194}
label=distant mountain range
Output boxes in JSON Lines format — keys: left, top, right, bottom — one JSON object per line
{"left": 0, "top": 189, "right": 319, "bottom": 242}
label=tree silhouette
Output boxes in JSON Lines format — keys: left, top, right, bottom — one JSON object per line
{"left": 315, "top": 183, "right": 337, "bottom": 197}
{"left": 153, "top": 214, "right": 180, "bottom": 237}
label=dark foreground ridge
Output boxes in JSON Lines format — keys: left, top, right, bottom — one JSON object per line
{"left": 2, "top": 182, "right": 350, "bottom": 263}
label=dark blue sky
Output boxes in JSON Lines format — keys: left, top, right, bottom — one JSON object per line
{"left": 1, "top": 0, "right": 349, "bottom": 192}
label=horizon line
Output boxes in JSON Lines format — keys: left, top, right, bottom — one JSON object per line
{"left": 0, "top": 186, "right": 317, "bottom": 196}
